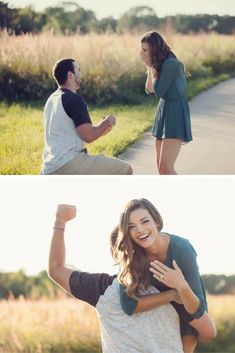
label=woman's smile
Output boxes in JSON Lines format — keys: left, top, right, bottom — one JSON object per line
{"left": 128, "top": 208, "right": 159, "bottom": 247}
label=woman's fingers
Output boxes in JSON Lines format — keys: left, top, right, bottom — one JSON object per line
{"left": 149, "top": 261, "right": 169, "bottom": 282}
{"left": 150, "top": 260, "right": 170, "bottom": 272}
{"left": 149, "top": 267, "right": 166, "bottom": 282}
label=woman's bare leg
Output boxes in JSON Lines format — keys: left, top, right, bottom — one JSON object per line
{"left": 182, "top": 335, "right": 197, "bottom": 353}
{"left": 155, "top": 139, "right": 162, "bottom": 173}
{"left": 189, "top": 312, "right": 217, "bottom": 342}
{"left": 158, "top": 138, "right": 182, "bottom": 175}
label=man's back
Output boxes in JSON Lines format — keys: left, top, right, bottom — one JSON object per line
{"left": 69, "top": 272, "right": 183, "bottom": 353}
{"left": 41, "top": 88, "right": 90, "bottom": 174}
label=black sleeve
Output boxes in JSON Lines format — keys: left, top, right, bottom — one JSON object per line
{"left": 69, "top": 271, "right": 116, "bottom": 306}
{"left": 62, "top": 93, "right": 92, "bottom": 127}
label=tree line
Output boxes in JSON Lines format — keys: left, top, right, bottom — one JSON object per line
{"left": 0, "top": 2, "right": 235, "bottom": 35}
{"left": 0, "top": 270, "right": 234, "bottom": 300}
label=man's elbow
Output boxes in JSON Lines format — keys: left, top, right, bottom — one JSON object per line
{"left": 48, "top": 265, "right": 60, "bottom": 283}
{"left": 79, "top": 133, "right": 94, "bottom": 143}
{"left": 77, "top": 125, "right": 96, "bottom": 143}
{"left": 47, "top": 266, "right": 56, "bottom": 280}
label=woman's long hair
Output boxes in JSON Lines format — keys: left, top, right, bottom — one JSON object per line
{"left": 141, "top": 31, "right": 176, "bottom": 79}
{"left": 113, "top": 198, "right": 163, "bottom": 296}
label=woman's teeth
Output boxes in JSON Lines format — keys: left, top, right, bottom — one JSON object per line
{"left": 139, "top": 233, "right": 149, "bottom": 240}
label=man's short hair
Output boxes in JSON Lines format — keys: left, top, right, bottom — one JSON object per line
{"left": 52, "top": 58, "right": 75, "bottom": 85}
{"left": 110, "top": 226, "right": 118, "bottom": 253}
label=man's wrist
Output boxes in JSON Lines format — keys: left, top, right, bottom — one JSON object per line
{"left": 103, "top": 119, "right": 111, "bottom": 128}
{"left": 54, "top": 220, "right": 66, "bottom": 231}
{"left": 168, "top": 289, "right": 177, "bottom": 301}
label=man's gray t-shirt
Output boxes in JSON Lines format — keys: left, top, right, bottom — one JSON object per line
{"left": 41, "top": 88, "right": 92, "bottom": 174}
{"left": 69, "top": 271, "right": 184, "bottom": 353}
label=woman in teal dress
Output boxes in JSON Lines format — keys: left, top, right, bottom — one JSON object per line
{"left": 140, "top": 31, "right": 192, "bottom": 174}
{"left": 113, "top": 198, "right": 216, "bottom": 353}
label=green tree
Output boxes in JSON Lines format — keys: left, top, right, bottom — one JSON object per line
{"left": 93, "top": 16, "right": 117, "bottom": 33}
{"left": 117, "top": 6, "right": 159, "bottom": 33}
{"left": 43, "top": 3, "right": 97, "bottom": 34}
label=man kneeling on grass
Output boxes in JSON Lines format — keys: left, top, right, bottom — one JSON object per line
{"left": 41, "top": 58, "right": 132, "bottom": 175}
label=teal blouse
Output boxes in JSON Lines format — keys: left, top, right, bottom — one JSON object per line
{"left": 119, "top": 234, "right": 207, "bottom": 336}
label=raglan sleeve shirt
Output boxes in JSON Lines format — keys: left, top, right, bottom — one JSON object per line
{"left": 61, "top": 90, "right": 92, "bottom": 128}
{"left": 69, "top": 271, "right": 116, "bottom": 306}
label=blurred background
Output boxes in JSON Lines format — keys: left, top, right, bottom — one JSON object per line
{"left": 1, "top": 0, "right": 235, "bottom": 174}
{"left": 0, "top": 176, "right": 234, "bottom": 352}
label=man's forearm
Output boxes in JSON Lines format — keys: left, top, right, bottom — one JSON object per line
{"left": 89, "top": 119, "right": 112, "bottom": 142}
{"left": 48, "top": 220, "right": 66, "bottom": 278}
{"left": 135, "top": 289, "right": 176, "bottom": 313}
{"left": 48, "top": 205, "right": 76, "bottom": 294}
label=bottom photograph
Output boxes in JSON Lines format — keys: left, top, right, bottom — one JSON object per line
{"left": 0, "top": 176, "right": 234, "bottom": 353}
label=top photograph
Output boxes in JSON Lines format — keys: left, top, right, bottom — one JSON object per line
{"left": 1, "top": 0, "right": 235, "bottom": 175}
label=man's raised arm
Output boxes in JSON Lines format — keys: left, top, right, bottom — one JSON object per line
{"left": 48, "top": 204, "right": 77, "bottom": 294}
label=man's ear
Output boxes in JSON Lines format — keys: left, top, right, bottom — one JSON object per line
{"left": 67, "top": 71, "right": 74, "bottom": 80}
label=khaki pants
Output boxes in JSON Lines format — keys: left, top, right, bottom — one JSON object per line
{"left": 50, "top": 151, "right": 131, "bottom": 175}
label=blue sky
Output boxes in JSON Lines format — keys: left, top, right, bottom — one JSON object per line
{"left": 0, "top": 176, "right": 234, "bottom": 276}
{"left": 9, "top": 0, "right": 235, "bottom": 18}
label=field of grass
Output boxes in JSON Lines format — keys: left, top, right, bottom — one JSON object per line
{"left": 0, "top": 31, "right": 235, "bottom": 174}
{"left": 0, "top": 102, "right": 156, "bottom": 174}
{"left": 0, "top": 294, "right": 234, "bottom": 353}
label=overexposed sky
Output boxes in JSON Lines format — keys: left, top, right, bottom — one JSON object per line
{"left": 0, "top": 176, "right": 234, "bottom": 276}
{"left": 9, "top": 0, "right": 235, "bottom": 18}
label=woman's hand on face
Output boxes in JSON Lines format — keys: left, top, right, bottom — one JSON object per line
{"left": 150, "top": 260, "right": 187, "bottom": 291}
{"left": 56, "top": 204, "right": 77, "bottom": 224}
{"left": 139, "top": 51, "right": 151, "bottom": 66}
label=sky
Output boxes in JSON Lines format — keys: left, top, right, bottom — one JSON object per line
{"left": 0, "top": 176, "right": 234, "bottom": 277}
{"left": 8, "top": 0, "right": 235, "bottom": 18}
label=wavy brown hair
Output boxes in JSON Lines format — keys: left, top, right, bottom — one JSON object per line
{"left": 113, "top": 198, "right": 163, "bottom": 296}
{"left": 141, "top": 31, "right": 175, "bottom": 79}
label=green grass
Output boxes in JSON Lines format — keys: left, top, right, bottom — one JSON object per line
{"left": 187, "top": 73, "right": 232, "bottom": 100}
{"left": 0, "top": 74, "right": 233, "bottom": 174}
{"left": 0, "top": 103, "right": 43, "bottom": 174}
{"left": 0, "top": 101, "right": 155, "bottom": 174}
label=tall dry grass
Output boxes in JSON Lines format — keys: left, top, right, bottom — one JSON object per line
{"left": 0, "top": 296, "right": 100, "bottom": 353}
{"left": 0, "top": 294, "right": 234, "bottom": 353}
{"left": 1, "top": 31, "right": 235, "bottom": 102}
{"left": 1, "top": 31, "right": 235, "bottom": 74}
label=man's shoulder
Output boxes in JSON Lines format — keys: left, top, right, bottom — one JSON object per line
{"left": 61, "top": 89, "right": 87, "bottom": 108}
{"left": 69, "top": 271, "right": 117, "bottom": 306}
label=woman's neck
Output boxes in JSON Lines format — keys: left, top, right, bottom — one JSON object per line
{"left": 146, "top": 232, "right": 170, "bottom": 262}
